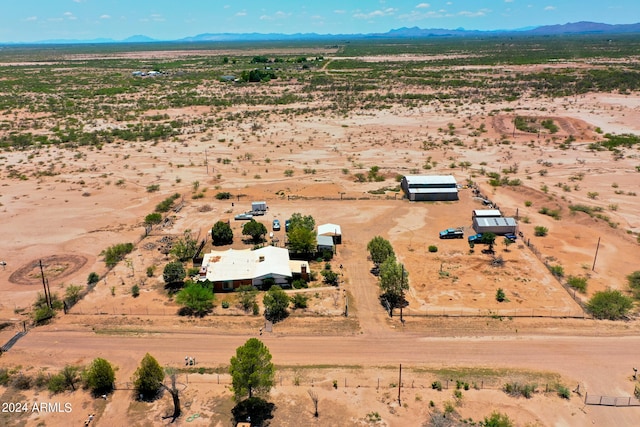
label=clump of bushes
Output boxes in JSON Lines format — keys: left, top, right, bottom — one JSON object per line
{"left": 566, "top": 276, "right": 587, "bottom": 293}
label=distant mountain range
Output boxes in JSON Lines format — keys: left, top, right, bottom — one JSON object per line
{"left": 8, "top": 21, "right": 640, "bottom": 45}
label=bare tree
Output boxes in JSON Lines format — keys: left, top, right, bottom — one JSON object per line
{"left": 161, "top": 369, "right": 181, "bottom": 423}
{"left": 307, "top": 389, "right": 319, "bottom": 418}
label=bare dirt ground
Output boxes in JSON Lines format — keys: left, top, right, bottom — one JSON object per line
{"left": 1, "top": 51, "right": 640, "bottom": 426}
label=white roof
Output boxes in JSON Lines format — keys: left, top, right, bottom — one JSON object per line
{"left": 473, "top": 209, "right": 502, "bottom": 217}
{"left": 403, "top": 175, "right": 457, "bottom": 185}
{"left": 201, "top": 246, "right": 291, "bottom": 282}
{"left": 318, "top": 223, "right": 342, "bottom": 236}
{"left": 474, "top": 217, "right": 517, "bottom": 227}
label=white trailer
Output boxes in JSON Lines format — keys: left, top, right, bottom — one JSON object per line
{"left": 251, "top": 201, "right": 268, "bottom": 212}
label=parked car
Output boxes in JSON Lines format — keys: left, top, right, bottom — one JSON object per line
{"left": 234, "top": 213, "right": 253, "bottom": 221}
{"left": 285, "top": 219, "right": 291, "bottom": 232}
{"left": 272, "top": 219, "right": 281, "bottom": 231}
{"left": 439, "top": 228, "right": 464, "bottom": 239}
{"left": 467, "top": 233, "right": 484, "bottom": 243}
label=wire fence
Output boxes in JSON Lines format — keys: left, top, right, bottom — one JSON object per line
{"left": 115, "top": 372, "right": 570, "bottom": 399}
{"left": 402, "top": 307, "right": 589, "bottom": 319}
{"left": 584, "top": 393, "right": 640, "bottom": 407}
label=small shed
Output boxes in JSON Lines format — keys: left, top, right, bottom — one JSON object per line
{"left": 317, "top": 223, "right": 342, "bottom": 244}
{"left": 472, "top": 217, "right": 517, "bottom": 235}
{"left": 317, "top": 235, "right": 335, "bottom": 253}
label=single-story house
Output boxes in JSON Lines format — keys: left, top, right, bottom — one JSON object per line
{"left": 317, "top": 235, "right": 335, "bottom": 253}
{"left": 317, "top": 223, "right": 342, "bottom": 244}
{"left": 401, "top": 175, "right": 458, "bottom": 201}
{"left": 199, "top": 246, "right": 309, "bottom": 291}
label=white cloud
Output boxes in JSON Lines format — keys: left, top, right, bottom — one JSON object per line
{"left": 100, "top": 15, "right": 111, "bottom": 20}
{"left": 353, "top": 8, "right": 398, "bottom": 20}
{"left": 150, "top": 14, "right": 165, "bottom": 22}
{"left": 416, "top": 3, "right": 430, "bottom": 8}
{"left": 64, "top": 12, "right": 77, "bottom": 20}
{"left": 26, "top": 16, "right": 37, "bottom": 21}
{"left": 505, "top": 0, "right": 514, "bottom": 3}
{"left": 236, "top": 11, "right": 247, "bottom": 17}
{"left": 458, "top": 8, "right": 490, "bottom": 18}
{"left": 334, "top": 9, "right": 346, "bottom": 14}
{"left": 544, "top": 5, "right": 556, "bottom": 10}
{"left": 399, "top": 10, "right": 445, "bottom": 21}
{"left": 259, "top": 11, "right": 291, "bottom": 21}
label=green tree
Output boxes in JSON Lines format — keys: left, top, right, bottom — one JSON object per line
{"left": 242, "top": 219, "right": 268, "bottom": 243}
{"left": 263, "top": 285, "right": 289, "bottom": 322}
{"left": 212, "top": 220, "right": 233, "bottom": 245}
{"left": 586, "top": 289, "right": 633, "bottom": 320}
{"left": 367, "top": 236, "right": 395, "bottom": 266}
{"left": 378, "top": 256, "right": 408, "bottom": 307}
{"left": 144, "top": 212, "right": 163, "bottom": 225}
{"left": 230, "top": 338, "right": 275, "bottom": 399}
{"left": 170, "top": 229, "right": 198, "bottom": 261}
{"left": 132, "top": 353, "right": 164, "bottom": 400}
{"left": 84, "top": 358, "right": 116, "bottom": 396}
{"left": 237, "top": 285, "right": 258, "bottom": 312}
{"left": 287, "top": 226, "right": 317, "bottom": 255}
{"left": 175, "top": 282, "right": 215, "bottom": 316}
{"left": 163, "top": 261, "right": 186, "bottom": 287}
{"left": 482, "top": 411, "right": 514, "bottom": 427}
{"left": 288, "top": 213, "right": 315, "bottom": 232}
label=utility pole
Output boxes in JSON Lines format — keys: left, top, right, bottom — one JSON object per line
{"left": 39, "top": 260, "right": 51, "bottom": 309}
{"left": 592, "top": 237, "right": 601, "bottom": 272}
{"left": 398, "top": 364, "right": 402, "bottom": 406}
{"left": 400, "top": 264, "right": 405, "bottom": 325}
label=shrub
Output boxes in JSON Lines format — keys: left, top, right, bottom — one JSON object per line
{"left": 131, "top": 284, "right": 140, "bottom": 298}
{"left": 87, "top": 272, "right": 100, "bottom": 285}
{"left": 290, "top": 293, "right": 308, "bottom": 309}
{"left": 144, "top": 213, "right": 162, "bottom": 225}
{"left": 428, "top": 245, "right": 438, "bottom": 253}
{"left": 146, "top": 266, "right": 156, "bottom": 277}
{"left": 292, "top": 279, "right": 308, "bottom": 289}
{"left": 221, "top": 300, "right": 230, "bottom": 309}
{"left": 496, "top": 288, "right": 506, "bottom": 302}
{"left": 504, "top": 382, "right": 536, "bottom": 398}
{"left": 534, "top": 226, "right": 548, "bottom": 236}
{"left": 627, "top": 271, "right": 640, "bottom": 298}
{"left": 548, "top": 264, "right": 564, "bottom": 278}
{"left": 566, "top": 276, "right": 588, "bottom": 293}
{"left": 215, "top": 192, "right": 232, "bottom": 200}
{"left": 431, "top": 380, "right": 443, "bottom": 391}
{"left": 524, "top": 200, "right": 532, "bottom": 207}
{"left": 101, "top": 242, "right": 134, "bottom": 268}
{"left": 587, "top": 289, "right": 633, "bottom": 320}
{"left": 557, "top": 385, "right": 571, "bottom": 399}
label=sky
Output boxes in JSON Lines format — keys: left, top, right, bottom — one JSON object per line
{"left": 1, "top": 0, "right": 639, "bottom": 43}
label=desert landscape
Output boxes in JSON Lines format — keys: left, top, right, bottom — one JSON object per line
{"left": 1, "top": 36, "right": 640, "bottom": 426}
